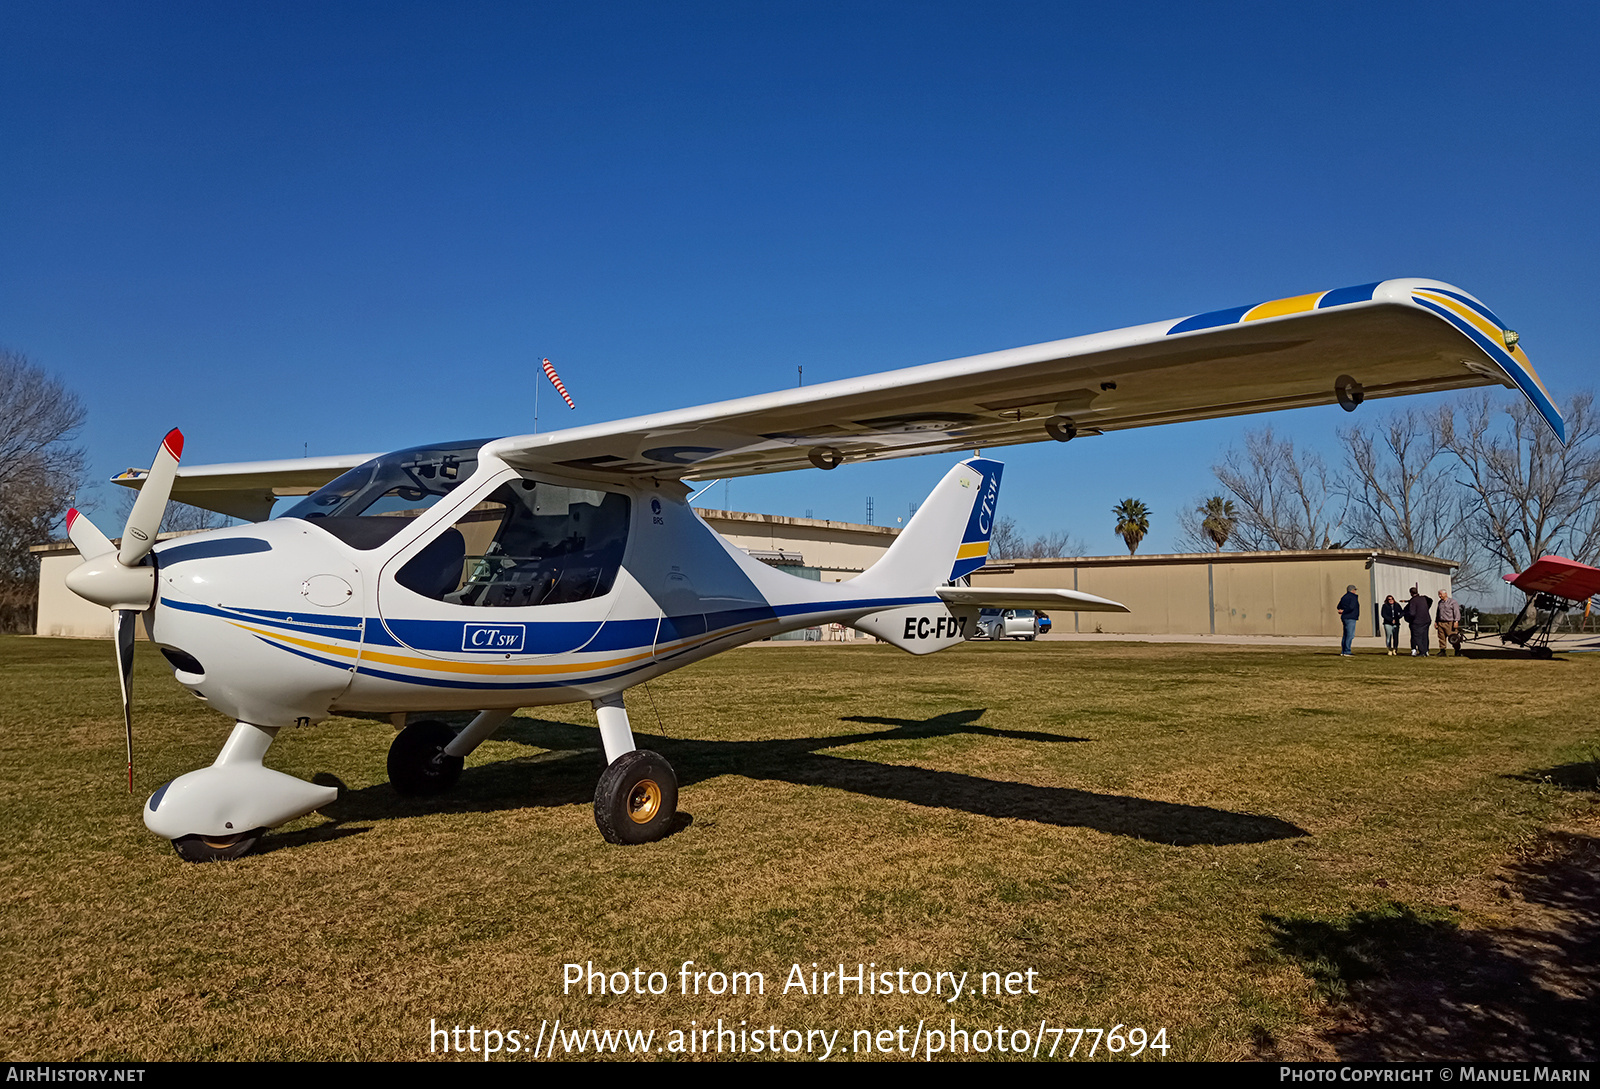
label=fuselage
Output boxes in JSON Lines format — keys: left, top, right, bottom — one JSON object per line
{"left": 145, "top": 446, "right": 934, "bottom": 727}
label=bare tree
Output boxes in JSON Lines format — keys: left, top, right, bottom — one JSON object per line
{"left": 1339, "top": 411, "right": 1485, "bottom": 589}
{"left": 989, "top": 516, "right": 1086, "bottom": 559}
{"left": 1213, "top": 428, "right": 1344, "bottom": 550}
{"left": 0, "top": 350, "right": 87, "bottom": 632}
{"left": 1437, "top": 391, "right": 1600, "bottom": 573}
{"left": 113, "top": 491, "right": 227, "bottom": 535}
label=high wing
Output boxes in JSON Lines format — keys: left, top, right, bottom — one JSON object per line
{"left": 113, "top": 452, "right": 380, "bottom": 522}
{"left": 119, "top": 277, "right": 1563, "bottom": 516}
{"left": 1504, "top": 556, "right": 1600, "bottom": 602}
{"left": 484, "top": 277, "right": 1563, "bottom": 481}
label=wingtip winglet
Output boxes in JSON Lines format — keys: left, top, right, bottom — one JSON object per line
{"left": 162, "top": 429, "right": 184, "bottom": 460}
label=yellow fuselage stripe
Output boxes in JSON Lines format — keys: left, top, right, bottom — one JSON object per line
{"left": 233, "top": 621, "right": 751, "bottom": 677}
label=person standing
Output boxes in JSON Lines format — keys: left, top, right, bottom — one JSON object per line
{"left": 1381, "top": 594, "right": 1403, "bottom": 655}
{"left": 1337, "top": 584, "right": 1360, "bottom": 656}
{"left": 1435, "top": 589, "right": 1462, "bottom": 656}
{"left": 1403, "top": 586, "right": 1433, "bottom": 657}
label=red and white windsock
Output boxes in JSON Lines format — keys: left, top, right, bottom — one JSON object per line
{"left": 541, "top": 358, "right": 576, "bottom": 409}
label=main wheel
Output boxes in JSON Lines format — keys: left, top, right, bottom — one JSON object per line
{"left": 171, "top": 830, "right": 261, "bottom": 862}
{"left": 388, "top": 719, "right": 464, "bottom": 796}
{"left": 594, "top": 750, "right": 677, "bottom": 845}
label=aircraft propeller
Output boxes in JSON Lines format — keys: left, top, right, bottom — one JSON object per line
{"left": 62, "top": 428, "right": 184, "bottom": 791}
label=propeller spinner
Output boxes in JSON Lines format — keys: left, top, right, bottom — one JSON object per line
{"left": 62, "top": 428, "right": 184, "bottom": 790}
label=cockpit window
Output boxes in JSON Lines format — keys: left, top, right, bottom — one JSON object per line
{"left": 396, "top": 478, "right": 631, "bottom": 607}
{"left": 279, "top": 440, "right": 492, "bottom": 523}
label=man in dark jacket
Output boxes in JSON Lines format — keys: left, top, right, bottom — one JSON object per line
{"left": 1403, "top": 586, "right": 1433, "bottom": 657}
{"left": 1337, "top": 584, "right": 1360, "bottom": 656}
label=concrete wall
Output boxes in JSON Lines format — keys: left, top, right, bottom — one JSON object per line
{"left": 34, "top": 546, "right": 116, "bottom": 638}
{"left": 694, "top": 508, "right": 898, "bottom": 582}
{"left": 971, "top": 550, "right": 1455, "bottom": 637}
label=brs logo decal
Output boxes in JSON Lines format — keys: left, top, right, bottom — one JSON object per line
{"left": 902, "top": 615, "right": 967, "bottom": 640}
{"left": 463, "top": 623, "right": 526, "bottom": 652}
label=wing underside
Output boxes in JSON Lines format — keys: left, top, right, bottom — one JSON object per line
{"left": 485, "top": 277, "right": 1561, "bottom": 482}
{"left": 120, "top": 277, "right": 1562, "bottom": 517}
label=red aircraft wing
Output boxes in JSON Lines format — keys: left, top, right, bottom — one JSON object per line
{"left": 1504, "top": 556, "right": 1600, "bottom": 602}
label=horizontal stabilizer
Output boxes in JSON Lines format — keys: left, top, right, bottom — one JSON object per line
{"left": 936, "top": 586, "right": 1129, "bottom": 613}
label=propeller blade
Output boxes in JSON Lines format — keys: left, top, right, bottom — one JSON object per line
{"left": 115, "top": 609, "right": 136, "bottom": 792}
{"left": 64, "top": 508, "right": 116, "bottom": 562}
{"left": 118, "top": 428, "right": 184, "bottom": 567}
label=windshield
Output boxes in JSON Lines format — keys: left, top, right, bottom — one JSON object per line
{"left": 279, "top": 440, "right": 493, "bottom": 521}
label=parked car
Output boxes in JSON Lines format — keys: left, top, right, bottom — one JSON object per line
{"left": 973, "top": 608, "right": 1039, "bottom": 641}
{"left": 1036, "top": 611, "right": 1051, "bottom": 635}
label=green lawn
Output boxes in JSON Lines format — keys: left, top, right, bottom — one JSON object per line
{"left": 1, "top": 636, "right": 1594, "bottom": 1061}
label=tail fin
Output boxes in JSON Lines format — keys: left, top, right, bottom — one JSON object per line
{"left": 855, "top": 457, "right": 1003, "bottom": 596}
{"left": 849, "top": 457, "right": 1002, "bottom": 653}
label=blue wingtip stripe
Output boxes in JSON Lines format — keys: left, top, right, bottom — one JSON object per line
{"left": 1167, "top": 304, "right": 1254, "bottom": 335}
{"left": 1418, "top": 286, "right": 1507, "bottom": 331}
{"left": 1314, "top": 281, "right": 1382, "bottom": 309}
{"left": 1411, "top": 296, "right": 1566, "bottom": 444}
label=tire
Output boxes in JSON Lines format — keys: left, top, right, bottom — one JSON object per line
{"left": 388, "top": 719, "right": 464, "bottom": 796}
{"left": 171, "top": 830, "right": 261, "bottom": 862}
{"left": 594, "top": 750, "right": 677, "bottom": 845}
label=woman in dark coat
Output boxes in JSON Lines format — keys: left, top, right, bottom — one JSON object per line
{"left": 1381, "top": 595, "right": 1403, "bottom": 655}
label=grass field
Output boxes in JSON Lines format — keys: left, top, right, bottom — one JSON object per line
{"left": 1, "top": 635, "right": 1595, "bottom": 1062}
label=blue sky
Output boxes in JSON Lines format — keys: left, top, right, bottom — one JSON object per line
{"left": 3, "top": 2, "right": 1595, "bottom": 557}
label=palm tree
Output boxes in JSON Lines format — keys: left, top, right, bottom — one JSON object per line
{"left": 1112, "top": 498, "right": 1150, "bottom": 555}
{"left": 1199, "top": 496, "right": 1236, "bottom": 551}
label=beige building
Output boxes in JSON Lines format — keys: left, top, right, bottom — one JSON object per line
{"left": 693, "top": 508, "right": 897, "bottom": 582}
{"left": 970, "top": 549, "right": 1455, "bottom": 638}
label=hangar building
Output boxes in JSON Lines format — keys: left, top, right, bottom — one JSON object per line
{"left": 969, "top": 550, "right": 1455, "bottom": 640}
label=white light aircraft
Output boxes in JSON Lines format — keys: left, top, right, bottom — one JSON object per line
{"left": 64, "top": 278, "right": 1564, "bottom": 860}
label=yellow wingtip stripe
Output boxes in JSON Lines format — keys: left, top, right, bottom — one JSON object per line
{"left": 1242, "top": 291, "right": 1323, "bottom": 323}
{"left": 1415, "top": 290, "right": 1554, "bottom": 403}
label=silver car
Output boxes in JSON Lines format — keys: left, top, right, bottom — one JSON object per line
{"left": 974, "top": 608, "right": 1039, "bottom": 641}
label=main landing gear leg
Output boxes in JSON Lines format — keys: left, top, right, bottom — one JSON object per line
{"left": 145, "top": 721, "right": 338, "bottom": 862}
{"left": 591, "top": 693, "right": 677, "bottom": 845}
{"left": 389, "top": 708, "right": 516, "bottom": 796}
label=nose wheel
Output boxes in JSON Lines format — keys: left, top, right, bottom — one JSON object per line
{"left": 171, "top": 830, "right": 261, "bottom": 862}
{"left": 388, "top": 720, "right": 465, "bottom": 796}
{"left": 594, "top": 750, "right": 678, "bottom": 845}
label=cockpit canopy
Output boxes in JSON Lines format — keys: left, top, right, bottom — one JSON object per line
{"left": 279, "top": 440, "right": 492, "bottom": 522}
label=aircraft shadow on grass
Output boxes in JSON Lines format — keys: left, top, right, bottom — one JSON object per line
{"left": 292, "top": 707, "right": 1306, "bottom": 850}
{"left": 1257, "top": 828, "right": 1600, "bottom": 1062}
